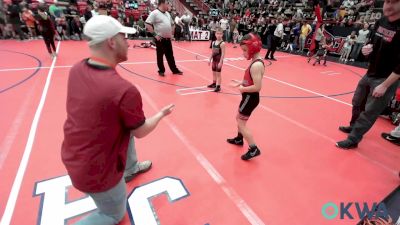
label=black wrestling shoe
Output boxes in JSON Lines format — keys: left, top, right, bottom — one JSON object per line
{"left": 227, "top": 137, "right": 244, "bottom": 146}
{"left": 207, "top": 83, "right": 216, "bottom": 88}
{"left": 381, "top": 133, "right": 400, "bottom": 146}
{"left": 336, "top": 139, "right": 358, "bottom": 149}
{"left": 339, "top": 126, "right": 352, "bottom": 133}
{"left": 241, "top": 147, "right": 261, "bottom": 160}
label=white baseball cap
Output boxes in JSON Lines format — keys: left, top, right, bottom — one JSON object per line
{"left": 83, "top": 15, "right": 136, "bottom": 46}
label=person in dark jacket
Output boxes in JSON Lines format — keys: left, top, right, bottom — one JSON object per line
{"left": 36, "top": 5, "right": 57, "bottom": 57}
{"left": 7, "top": 0, "right": 27, "bottom": 40}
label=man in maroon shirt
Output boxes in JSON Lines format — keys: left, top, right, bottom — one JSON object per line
{"left": 61, "top": 15, "right": 174, "bottom": 224}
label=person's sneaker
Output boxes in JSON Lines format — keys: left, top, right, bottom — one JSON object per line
{"left": 381, "top": 133, "right": 400, "bottom": 146}
{"left": 158, "top": 72, "right": 165, "bottom": 76}
{"left": 214, "top": 86, "right": 221, "bottom": 92}
{"left": 173, "top": 70, "right": 183, "bottom": 75}
{"left": 270, "top": 57, "right": 277, "bottom": 61}
{"left": 339, "top": 126, "right": 352, "bottom": 133}
{"left": 207, "top": 83, "right": 216, "bottom": 88}
{"left": 124, "top": 160, "right": 152, "bottom": 182}
{"left": 227, "top": 137, "right": 244, "bottom": 146}
{"left": 241, "top": 148, "right": 261, "bottom": 160}
{"left": 336, "top": 139, "right": 358, "bottom": 149}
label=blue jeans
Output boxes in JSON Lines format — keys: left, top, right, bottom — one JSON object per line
{"left": 74, "top": 135, "right": 138, "bottom": 225}
{"left": 350, "top": 42, "right": 363, "bottom": 60}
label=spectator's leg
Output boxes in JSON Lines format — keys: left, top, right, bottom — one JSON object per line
{"left": 13, "top": 23, "right": 25, "bottom": 40}
{"left": 74, "top": 179, "right": 126, "bottom": 225}
{"left": 155, "top": 38, "right": 165, "bottom": 73}
{"left": 50, "top": 36, "right": 56, "bottom": 52}
{"left": 164, "top": 39, "right": 180, "bottom": 73}
{"left": 349, "top": 76, "right": 370, "bottom": 126}
{"left": 349, "top": 79, "right": 399, "bottom": 143}
{"left": 43, "top": 36, "right": 52, "bottom": 54}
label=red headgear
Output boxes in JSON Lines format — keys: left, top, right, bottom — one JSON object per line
{"left": 240, "top": 33, "right": 262, "bottom": 60}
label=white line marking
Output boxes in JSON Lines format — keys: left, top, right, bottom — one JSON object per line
{"left": 274, "top": 55, "right": 297, "bottom": 58}
{"left": 326, "top": 72, "right": 341, "bottom": 75}
{"left": 320, "top": 71, "right": 335, "bottom": 73}
{"left": 355, "top": 151, "right": 397, "bottom": 175}
{"left": 259, "top": 105, "right": 337, "bottom": 142}
{"left": 139, "top": 89, "right": 266, "bottom": 225}
{"left": 0, "top": 66, "right": 50, "bottom": 72}
{"left": 0, "top": 41, "right": 61, "bottom": 225}
{"left": 180, "top": 89, "right": 214, "bottom": 95}
{"left": 122, "top": 59, "right": 205, "bottom": 65}
{"left": 264, "top": 76, "right": 352, "bottom": 106}
{"left": 174, "top": 46, "right": 397, "bottom": 175}
{"left": 260, "top": 104, "right": 397, "bottom": 175}
{"left": 179, "top": 63, "right": 339, "bottom": 141}
{"left": 174, "top": 45, "right": 353, "bottom": 106}
{"left": 0, "top": 82, "right": 36, "bottom": 169}
{"left": 175, "top": 85, "right": 207, "bottom": 92}
{"left": 0, "top": 59, "right": 208, "bottom": 73}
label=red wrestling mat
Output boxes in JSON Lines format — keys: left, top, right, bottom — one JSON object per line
{"left": 0, "top": 40, "right": 399, "bottom": 225}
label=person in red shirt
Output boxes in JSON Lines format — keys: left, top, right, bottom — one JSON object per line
{"left": 61, "top": 15, "right": 174, "bottom": 224}
{"left": 228, "top": 33, "right": 265, "bottom": 160}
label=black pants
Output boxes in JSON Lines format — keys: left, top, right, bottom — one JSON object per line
{"left": 154, "top": 38, "right": 179, "bottom": 73}
{"left": 43, "top": 35, "right": 56, "bottom": 54}
{"left": 174, "top": 26, "right": 182, "bottom": 41}
{"left": 12, "top": 23, "right": 26, "bottom": 40}
{"left": 309, "top": 40, "right": 320, "bottom": 56}
{"left": 209, "top": 31, "right": 216, "bottom": 48}
{"left": 184, "top": 23, "right": 191, "bottom": 41}
{"left": 348, "top": 75, "right": 399, "bottom": 143}
{"left": 266, "top": 36, "right": 279, "bottom": 59}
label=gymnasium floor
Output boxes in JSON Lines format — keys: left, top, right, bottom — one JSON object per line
{"left": 0, "top": 40, "right": 399, "bottom": 225}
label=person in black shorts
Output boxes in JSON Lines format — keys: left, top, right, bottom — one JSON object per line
{"left": 208, "top": 27, "right": 225, "bottom": 92}
{"left": 336, "top": 0, "right": 400, "bottom": 149}
{"left": 228, "top": 33, "right": 265, "bottom": 160}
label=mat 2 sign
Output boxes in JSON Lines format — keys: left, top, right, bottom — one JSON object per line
{"left": 190, "top": 30, "right": 210, "bottom": 41}
{"left": 34, "top": 176, "right": 189, "bottom": 225}
{"left": 321, "top": 202, "right": 389, "bottom": 220}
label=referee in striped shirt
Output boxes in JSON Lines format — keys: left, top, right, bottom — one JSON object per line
{"left": 145, "top": 0, "right": 183, "bottom": 76}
